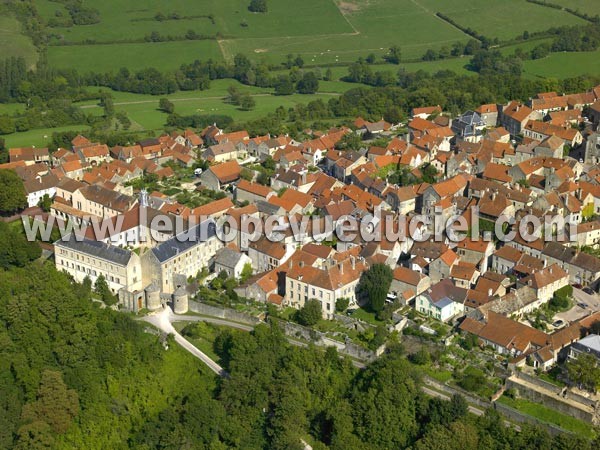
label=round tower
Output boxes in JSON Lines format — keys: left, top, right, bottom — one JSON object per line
{"left": 172, "top": 286, "right": 189, "bottom": 314}
{"left": 145, "top": 282, "right": 161, "bottom": 311}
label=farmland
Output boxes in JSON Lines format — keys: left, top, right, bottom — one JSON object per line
{"left": 0, "top": 16, "right": 38, "bottom": 69}
{"left": 39, "top": 0, "right": 595, "bottom": 70}
{"left": 552, "top": 0, "right": 600, "bottom": 16}
{"left": 420, "top": 0, "right": 585, "bottom": 40}
{"left": 47, "top": 40, "right": 223, "bottom": 72}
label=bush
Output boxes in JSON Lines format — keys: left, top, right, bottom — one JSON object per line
{"left": 335, "top": 297, "right": 349, "bottom": 313}
{"left": 296, "top": 299, "right": 322, "bottom": 326}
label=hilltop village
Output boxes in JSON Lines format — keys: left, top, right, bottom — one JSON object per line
{"left": 5, "top": 85, "right": 600, "bottom": 390}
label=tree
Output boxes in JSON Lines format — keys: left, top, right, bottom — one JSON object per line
{"left": 324, "top": 68, "right": 333, "bottom": 81}
{"left": 567, "top": 353, "right": 600, "bottom": 392}
{"left": 274, "top": 75, "right": 295, "bottom": 95}
{"left": 159, "top": 98, "right": 175, "bottom": 114}
{"left": 357, "top": 263, "right": 393, "bottom": 312}
{"left": 384, "top": 46, "right": 401, "bottom": 64}
{"left": 240, "top": 262, "right": 253, "bottom": 283}
{"left": 239, "top": 93, "right": 256, "bottom": 110}
{"left": 248, "top": 0, "right": 268, "bottom": 13}
{"left": 38, "top": 194, "right": 52, "bottom": 213}
{"left": 20, "top": 370, "right": 79, "bottom": 435}
{"left": 0, "top": 169, "right": 27, "bottom": 214}
{"left": 335, "top": 297, "right": 350, "bottom": 312}
{"left": 296, "top": 72, "right": 319, "bottom": 94}
{"left": 94, "top": 274, "right": 117, "bottom": 305}
{"left": 296, "top": 299, "right": 322, "bottom": 326}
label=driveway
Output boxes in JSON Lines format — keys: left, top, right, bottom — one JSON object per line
{"left": 554, "top": 288, "right": 600, "bottom": 324}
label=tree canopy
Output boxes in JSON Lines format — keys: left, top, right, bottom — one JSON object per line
{"left": 0, "top": 169, "right": 26, "bottom": 214}
{"left": 357, "top": 263, "right": 393, "bottom": 312}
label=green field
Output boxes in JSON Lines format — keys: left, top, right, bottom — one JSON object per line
{"left": 38, "top": 0, "right": 352, "bottom": 44}
{"left": 523, "top": 48, "right": 600, "bottom": 79}
{"left": 0, "top": 16, "right": 38, "bottom": 69}
{"left": 2, "top": 125, "right": 90, "bottom": 149}
{"left": 552, "top": 0, "right": 600, "bottom": 16}
{"left": 222, "top": 0, "right": 467, "bottom": 65}
{"left": 47, "top": 40, "right": 223, "bottom": 72}
{"left": 39, "top": 0, "right": 599, "bottom": 73}
{"left": 420, "top": 0, "right": 586, "bottom": 40}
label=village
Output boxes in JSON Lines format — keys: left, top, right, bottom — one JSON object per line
{"left": 4, "top": 85, "right": 600, "bottom": 428}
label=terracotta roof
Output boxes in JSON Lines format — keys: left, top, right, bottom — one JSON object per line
{"left": 191, "top": 197, "right": 234, "bottom": 218}
{"left": 460, "top": 311, "right": 548, "bottom": 353}
{"left": 393, "top": 266, "right": 425, "bottom": 286}
{"left": 450, "top": 261, "right": 478, "bottom": 281}
{"left": 236, "top": 179, "right": 273, "bottom": 198}
{"left": 209, "top": 160, "right": 241, "bottom": 183}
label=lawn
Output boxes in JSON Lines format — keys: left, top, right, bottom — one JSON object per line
{"left": 497, "top": 395, "right": 595, "bottom": 438}
{"left": 419, "top": 0, "right": 585, "bottom": 41}
{"left": 47, "top": 40, "right": 223, "bottom": 72}
{"left": 2, "top": 125, "right": 90, "bottom": 149}
{"left": 0, "top": 16, "right": 38, "bottom": 69}
{"left": 172, "top": 321, "right": 223, "bottom": 363}
{"left": 349, "top": 307, "right": 385, "bottom": 326}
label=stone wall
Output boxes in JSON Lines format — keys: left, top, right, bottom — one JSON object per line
{"left": 506, "top": 374, "right": 596, "bottom": 423}
{"left": 188, "top": 300, "right": 261, "bottom": 326}
{"left": 494, "top": 402, "right": 567, "bottom": 437}
{"left": 275, "top": 320, "right": 379, "bottom": 363}
{"left": 514, "top": 371, "right": 596, "bottom": 409}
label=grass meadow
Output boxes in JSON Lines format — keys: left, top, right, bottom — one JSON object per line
{"left": 0, "top": 16, "right": 38, "bottom": 69}
{"left": 419, "top": 0, "right": 586, "bottom": 40}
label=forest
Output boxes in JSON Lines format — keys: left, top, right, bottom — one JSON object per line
{"left": 0, "top": 231, "right": 597, "bottom": 449}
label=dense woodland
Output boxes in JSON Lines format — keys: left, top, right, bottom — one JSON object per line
{"left": 0, "top": 227, "right": 597, "bottom": 449}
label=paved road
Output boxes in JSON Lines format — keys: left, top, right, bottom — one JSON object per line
{"left": 555, "top": 288, "right": 600, "bottom": 324}
{"left": 142, "top": 308, "right": 227, "bottom": 377}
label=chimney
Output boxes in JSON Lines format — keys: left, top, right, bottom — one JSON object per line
{"left": 351, "top": 256, "right": 356, "bottom": 270}
{"left": 299, "top": 260, "right": 305, "bottom": 268}
{"left": 339, "top": 263, "right": 344, "bottom": 274}
{"left": 488, "top": 288, "right": 493, "bottom": 297}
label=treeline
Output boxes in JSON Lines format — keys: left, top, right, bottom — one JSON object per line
{"left": 436, "top": 13, "right": 495, "bottom": 46}
{"left": 0, "top": 257, "right": 597, "bottom": 449}
{"left": 46, "top": 0, "right": 101, "bottom": 27}
{"left": 526, "top": 0, "right": 600, "bottom": 23}
{"left": 236, "top": 71, "right": 600, "bottom": 137}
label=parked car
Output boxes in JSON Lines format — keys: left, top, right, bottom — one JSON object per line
{"left": 552, "top": 319, "right": 566, "bottom": 329}
{"left": 572, "top": 283, "right": 582, "bottom": 289}
{"left": 577, "top": 302, "right": 589, "bottom": 309}
{"left": 583, "top": 287, "right": 595, "bottom": 295}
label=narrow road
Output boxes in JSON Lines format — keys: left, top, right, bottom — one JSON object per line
{"left": 142, "top": 308, "right": 227, "bottom": 377}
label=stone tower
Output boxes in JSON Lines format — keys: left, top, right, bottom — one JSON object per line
{"left": 172, "top": 286, "right": 188, "bottom": 314}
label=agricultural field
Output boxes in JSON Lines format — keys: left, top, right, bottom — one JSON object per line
{"left": 39, "top": 0, "right": 597, "bottom": 72}
{"left": 38, "top": 0, "right": 352, "bottom": 43}
{"left": 2, "top": 125, "right": 90, "bottom": 149}
{"left": 552, "top": 0, "right": 600, "bottom": 16}
{"left": 522, "top": 48, "right": 600, "bottom": 79}
{"left": 419, "top": 0, "right": 586, "bottom": 40}
{"left": 47, "top": 40, "right": 223, "bottom": 72}
{"left": 222, "top": 0, "right": 468, "bottom": 65}
{"left": 0, "top": 16, "right": 38, "bottom": 69}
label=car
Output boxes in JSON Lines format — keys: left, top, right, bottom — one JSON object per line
{"left": 346, "top": 308, "right": 358, "bottom": 316}
{"left": 577, "top": 302, "right": 589, "bottom": 309}
{"left": 572, "top": 283, "right": 582, "bottom": 289}
{"left": 552, "top": 319, "right": 566, "bottom": 329}
{"left": 583, "top": 287, "right": 595, "bottom": 295}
